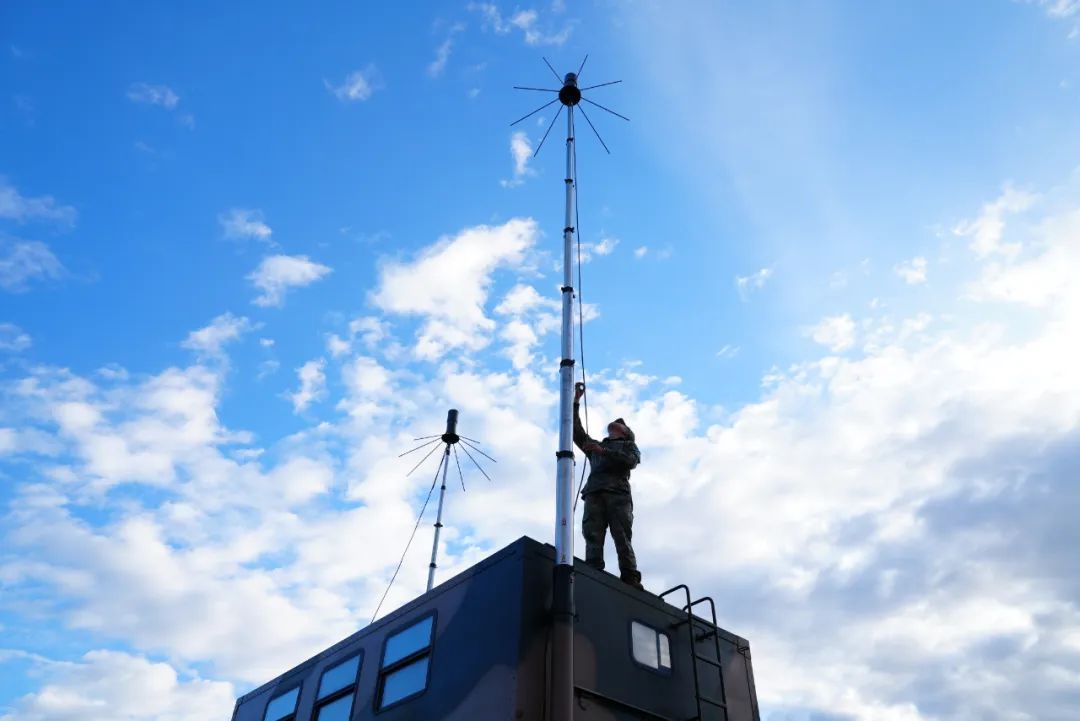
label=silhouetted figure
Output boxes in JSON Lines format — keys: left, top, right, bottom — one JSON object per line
{"left": 574, "top": 382, "right": 643, "bottom": 590}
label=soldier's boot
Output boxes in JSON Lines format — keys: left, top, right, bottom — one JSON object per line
{"left": 620, "top": 571, "right": 644, "bottom": 591}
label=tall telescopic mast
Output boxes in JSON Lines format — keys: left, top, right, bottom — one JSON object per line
{"left": 512, "top": 57, "right": 627, "bottom": 721}
{"left": 554, "top": 71, "right": 581, "bottom": 571}
{"left": 551, "top": 72, "right": 580, "bottom": 721}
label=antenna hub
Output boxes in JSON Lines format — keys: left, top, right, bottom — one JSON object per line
{"left": 559, "top": 73, "right": 581, "bottom": 106}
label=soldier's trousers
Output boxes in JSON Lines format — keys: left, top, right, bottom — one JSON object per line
{"left": 582, "top": 491, "right": 640, "bottom": 583}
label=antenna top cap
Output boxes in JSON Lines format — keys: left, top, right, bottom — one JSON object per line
{"left": 442, "top": 408, "right": 460, "bottom": 444}
{"left": 559, "top": 74, "right": 581, "bottom": 106}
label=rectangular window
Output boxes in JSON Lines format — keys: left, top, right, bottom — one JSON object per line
{"left": 315, "top": 694, "right": 352, "bottom": 721}
{"left": 315, "top": 653, "right": 362, "bottom": 721}
{"left": 631, "top": 621, "right": 672, "bottom": 672}
{"left": 376, "top": 614, "right": 435, "bottom": 711}
{"left": 263, "top": 686, "right": 300, "bottom": 721}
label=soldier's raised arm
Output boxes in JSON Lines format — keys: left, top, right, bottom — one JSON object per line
{"left": 573, "top": 382, "right": 600, "bottom": 452}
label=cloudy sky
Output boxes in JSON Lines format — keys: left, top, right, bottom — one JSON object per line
{"left": 2, "top": 2, "right": 1079, "bottom": 720}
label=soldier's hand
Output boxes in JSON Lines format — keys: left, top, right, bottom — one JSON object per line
{"left": 575, "top": 382, "right": 586, "bottom": 402}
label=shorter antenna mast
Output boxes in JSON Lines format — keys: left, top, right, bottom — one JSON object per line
{"left": 394, "top": 409, "right": 497, "bottom": 594}
{"left": 427, "top": 410, "right": 458, "bottom": 591}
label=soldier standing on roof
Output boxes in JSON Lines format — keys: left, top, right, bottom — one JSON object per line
{"left": 574, "top": 382, "right": 644, "bottom": 590}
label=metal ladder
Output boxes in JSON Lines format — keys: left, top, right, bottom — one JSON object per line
{"left": 659, "top": 584, "right": 728, "bottom": 721}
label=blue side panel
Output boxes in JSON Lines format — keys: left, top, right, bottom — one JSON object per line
{"left": 233, "top": 540, "right": 526, "bottom": 721}
{"left": 361, "top": 545, "right": 523, "bottom": 720}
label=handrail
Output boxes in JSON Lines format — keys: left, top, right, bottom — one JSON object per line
{"left": 659, "top": 586, "right": 731, "bottom": 719}
{"left": 687, "top": 597, "right": 718, "bottom": 639}
{"left": 687, "top": 595, "right": 727, "bottom": 711}
{"left": 657, "top": 583, "right": 701, "bottom": 718}
{"left": 658, "top": 584, "right": 692, "bottom": 617}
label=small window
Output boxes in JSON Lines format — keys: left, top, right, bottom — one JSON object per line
{"left": 315, "top": 653, "right": 361, "bottom": 721}
{"left": 264, "top": 686, "right": 300, "bottom": 721}
{"left": 376, "top": 614, "right": 435, "bottom": 710}
{"left": 315, "top": 694, "right": 352, "bottom": 721}
{"left": 631, "top": 621, "right": 672, "bottom": 672}
{"left": 383, "top": 616, "right": 434, "bottom": 665}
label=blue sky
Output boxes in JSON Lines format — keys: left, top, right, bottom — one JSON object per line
{"left": 2, "top": 2, "right": 1080, "bottom": 720}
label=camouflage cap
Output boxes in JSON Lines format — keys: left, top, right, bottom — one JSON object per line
{"left": 608, "top": 417, "right": 635, "bottom": 441}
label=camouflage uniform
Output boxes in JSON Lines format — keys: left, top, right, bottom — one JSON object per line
{"left": 574, "top": 402, "right": 643, "bottom": 587}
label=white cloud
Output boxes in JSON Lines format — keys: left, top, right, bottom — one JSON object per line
{"left": 257, "top": 359, "right": 280, "bottom": 380}
{"left": 248, "top": 255, "right": 332, "bottom": 307}
{"left": 735, "top": 266, "right": 773, "bottom": 300}
{"left": 494, "top": 284, "right": 561, "bottom": 369}
{"left": 500, "top": 131, "right": 534, "bottom": 187}
{"left": 716, "top": 344, "right": 739, "bottom": 359}
{"left": 633, "top": 246, "right": 648, "bottom": 259}
{"left": 467, "top": 2, "right": 573, "bottom": 45}
{"left": 1030, "top": 0, "right": 1080, "bottom": 18}
{"left": 219, "top": 208, "right": 272, "bottom": 242}
{"left": 894, "top": 256, "right": 928, "bottom": 285}
{"left": 428, "top": 23, "right": 465, "bottom": 78}
{"left": 290, "top": 359, "right": 327, "bottom": 412}
{"left": 326, "top": 333, "right": 350, "bottom": 358}
{"left": 494, "top": 283, "right": 555, "bottom": 316}
{"left": 807, "top": 313, "right": 857, "bottom": 352}
{"left": 968, "top": 204, "right": 1080, "bottom": 312}
{"left": 96, "top": 364, "right": 129, "bottom": 381}
{"left": 953, "top": 185, "right": 1036, "bottom": 260}
{"left": 0, "top": 322, "right": 31, "bottom": 352}
{"left": 349, "top": 317, "right": 390, "bottom": 348}
{"left": 428, "top": 39, "right": 455, "bottom": 78}
{"left": 341, "top": 355, "right": 393, "bottom": 400}
{"left": 325, "top": 65, "right": 380, "bottom": 102}
{"left": 40, "top": 366, "right": 231, "bottom": 491}
{"left": 499, "top": 319, "right": 540, "bottom": 369}
{"left": 510, "top": 9, "right": 538, "bottom": 31}
{"left": 579, "top": 235, "right": 619, "bottom": 263}
{"left": 0, "top": 649, "right": 234, "bottom": 721}
{"left": 0, "top": 178, "right": 77, "bottom": 226}
{"left": 0, "top": 359, "right": 351, "bottom": 679}
{"left": 126, "top": 82, "right": 180, "bottom": 109}
{"left": 371, "top": 218, "right": 539, "bottom": 359}
{"left": 181, "top": 313, "right": 253, "bottom": 359}
{"left": 517, "top": 12, "right": 573, "bottom": 46}
{"left": 0, "top": 238, "right": 65, "bottom": 292}
{"left": 325, "top": 317, "right": 399, "bottom": 361}
{"left": 468, "top": 2, "right": 511, "bottom": 32}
